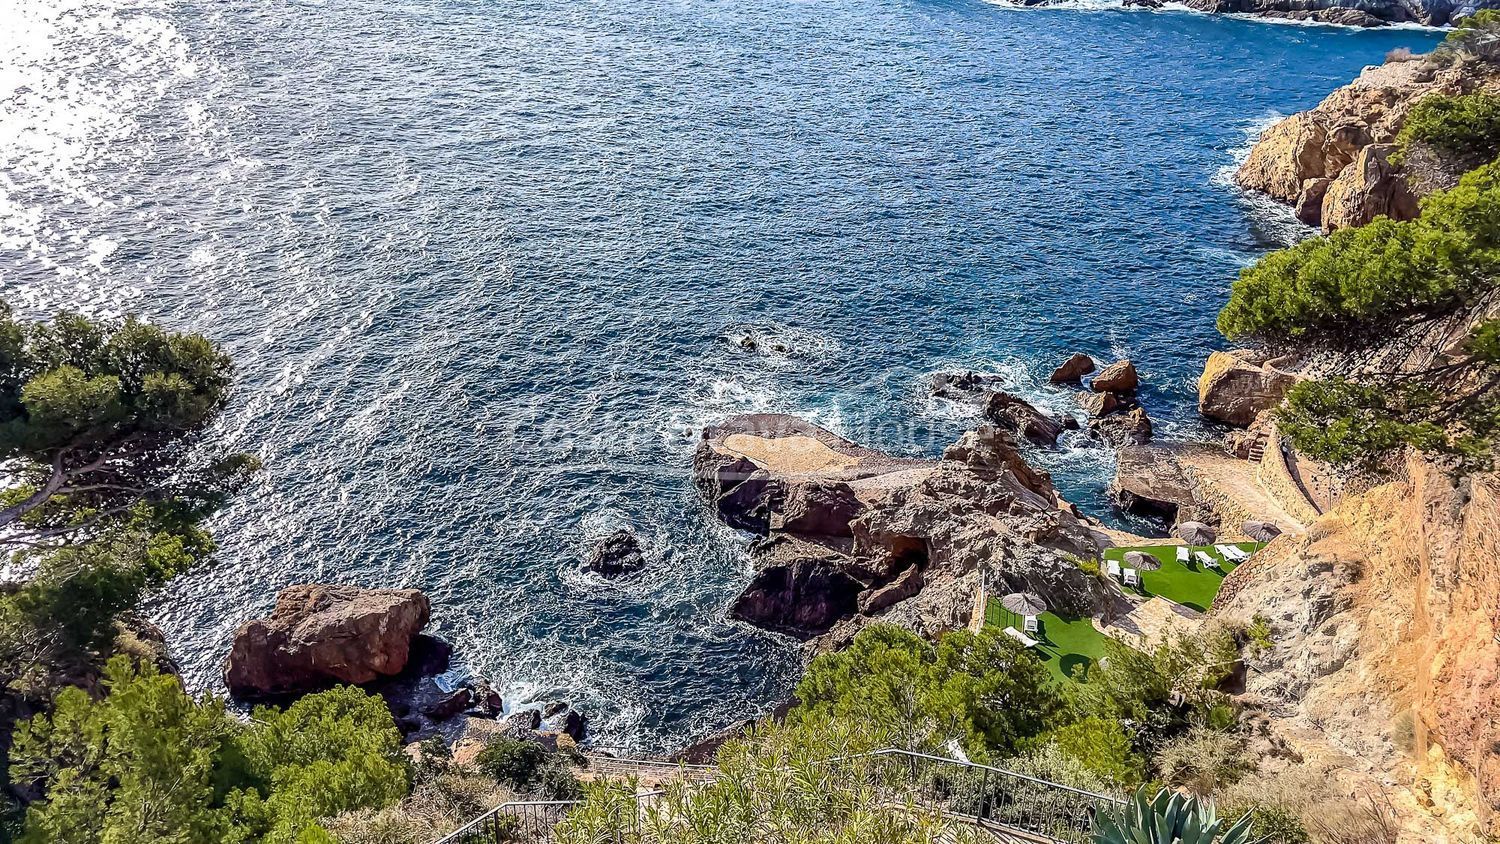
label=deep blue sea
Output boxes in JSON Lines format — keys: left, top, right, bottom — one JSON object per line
{"left": 0, "top": 0, "right": 1441, "bottom": 748}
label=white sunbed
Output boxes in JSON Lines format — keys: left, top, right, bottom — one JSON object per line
{"left": 1106, "top": 559, "right": 1122, "bottom": 579}
{"left": 1123, "top": 568, "right": 1140, "bottom": 588}
{"left": 1024, "top": 614, "right": 1040, "bottom": 634}
{"left": 1223, "top": 545, "right": 1250, "bottom": 562}
{"left": 1175, "top": 546, "right": 1189, "bottom": 563}
{"left": 1003, "top": 626, "right": 1040, "bottom": 648}
{"left": 1196, "top": 551, "right": 1222, "bottom": 570}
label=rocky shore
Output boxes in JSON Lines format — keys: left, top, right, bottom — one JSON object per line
{"left": 1020, "top": 0, "right": 1498, "bottom": 27}
{"left": 1236, "top": 57, "right": 1500, "bottom": 230}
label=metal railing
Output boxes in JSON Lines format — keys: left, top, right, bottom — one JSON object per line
{"left": 849, "top": 749, "right": 1125, "bottom": 844}
{"left": 433, "top": 800, "right": 579, "bottom": 844}
{"left": 429, "top": 747, "right": 1121, "bottom": 844}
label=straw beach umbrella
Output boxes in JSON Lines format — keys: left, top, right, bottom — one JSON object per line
{"left": 1242, "top": 520, "right": 1282, "bottom": 542}
{"left": 1173, "top": 521, "right": 1217, "bottom": 545}
{"left": 1123, "top": 550, "right": 1161, "bottom": 571}
{"left": 1000, "top": 591, "right": 1047, "bottom": 617}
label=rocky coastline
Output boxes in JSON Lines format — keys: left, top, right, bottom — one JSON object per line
{"left": 1019, "top": 0, "right": 1498, "bottom": 28}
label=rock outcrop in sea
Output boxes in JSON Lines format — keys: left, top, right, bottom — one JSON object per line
{"left": 694, "top": 414, "right": 1105, "bottom": 649}
{"left": 1236, "top": 58, "right": 1500, "bottom": 230}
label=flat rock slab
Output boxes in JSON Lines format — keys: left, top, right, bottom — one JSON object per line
{"left": 702, "top": 414, "right": 935, "bottom": 494}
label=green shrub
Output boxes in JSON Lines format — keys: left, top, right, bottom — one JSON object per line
{"left": 475, "top": 738, "right": 549, "bottom": 792}
{"left": 10, "top": 657, "right": 407, "bottom": 843}
{"left": 792, "top": 624, "right": 1065, "bottom": 760}
{"left": 1217, "top": 157, "right": 1500, "bottom": 341}
{"left": 1394, "top": 92, "right": 1500, "bottom": 165}
{"left": 1071, "top": 555, "right": 1103, "bottom": 578}
{"left": 1277, "top": 377, "right": 1474, "bottom": 469}
{"left": 1433, "top": 10, "right": 1500, "bottom": 64}
{"left": 1044, "top": 717, "right": 1148, "bottom": 788}
{"left": 1244, "top": 615, "right": 1273, "bottom": 657}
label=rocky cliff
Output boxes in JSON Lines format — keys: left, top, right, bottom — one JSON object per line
{"left": 1236, "top": 58, "right": 1500, "bottom": 230}
{"left": 694, "top": 414, "right": 1107, "bottom": 650}
{"left": 1216, "top": 455, "right": 1499, "bottom": 842}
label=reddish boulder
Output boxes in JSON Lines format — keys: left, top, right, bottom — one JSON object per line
{"left": 224, "top": 584, "right": 431, "bottom": 698}
{"left": 1091, "top": 360, "right": 1140, "bottom": 393}
{"left": 1049, "top": 353, "right": 1097, "bottom": 384}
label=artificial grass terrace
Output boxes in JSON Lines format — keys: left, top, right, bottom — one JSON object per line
{"left": 984, "top": 604, "right": 1111, "bottom": 683}
{"left": 983, "top": 541, "right": 1262, "bottom": 683}
{"left": 1101, "top": 542, "right": 1259, "bottom": 612}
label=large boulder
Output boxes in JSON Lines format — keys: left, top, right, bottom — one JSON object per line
{"left": 729, "top": 537, "right": 865, "bottom": 636}
{"left": 984, "top": 391, "right": 1064, "bottom": 447}
{"left": 1198, "top": 350, "right": 1298, "bottom": 427}
{"left": 1049, "top": 353, "right": 1096, "bottom": 384}
{"left": 1091, "top": 406, "right": 1153, "bottom": 447}
{"left": 225, "top": 584, "right": 431, "bottom": 698}
{"left": 1320, "top": 143, "right": 1419, "bottom": 233}
{"left": 1091, "top": 360, "right": 1140, "bottom": 394}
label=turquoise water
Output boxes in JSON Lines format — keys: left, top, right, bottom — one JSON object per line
{"left": 0, "top": 0, "right": 1440, "bottom": 747}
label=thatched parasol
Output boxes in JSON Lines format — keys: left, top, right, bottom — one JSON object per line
{"left": 1242, "top": 520, "right": 1282, "bottom": 542}
{"left": 1123, "top": 550, "right": 1162, "bottom": 571}
{"left": 1000, "top": 591, "right": 1047, "bottom": 617}
{"left": 1173, "top": 521, "right": 1217, "bottom": 546}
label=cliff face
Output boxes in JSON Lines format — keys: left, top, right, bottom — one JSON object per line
{"left": 1217, "top": 455, "right": 1500, "bottom": 841}
{"left": 1235, "top": 59, "right": 1500, "bottom": 231}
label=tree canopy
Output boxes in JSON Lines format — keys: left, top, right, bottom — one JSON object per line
{"left": 9, "top": 657, "right": 407, "bottom": 844}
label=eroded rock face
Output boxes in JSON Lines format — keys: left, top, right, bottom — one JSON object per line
{"left": 225, "top": 584, "right": 431, "bottom": 698}
{"left": 1111, "top": 445, "right": 1197, "bottom": 519}
{"left": 1198, "top": 350, "right": 1299, "bottom": 427}
{"left": 1049, "top": 353, "right": 1096, "bottom": 384}
{"left": 1236, "top": 60, "right": 1500, "bottom": 231}
{"left": 1217, "top": 458, "right": 1500, "bottom": 841}
{"left": 1321, "top": 143, "right": 1420, "bottom": 232}
{"left": 699, "top": 416, "right": 1104, "bottom": 646}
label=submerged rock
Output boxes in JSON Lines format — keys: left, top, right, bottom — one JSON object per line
{"left": 583, "top": 529, "right": 647, "bottom": 578}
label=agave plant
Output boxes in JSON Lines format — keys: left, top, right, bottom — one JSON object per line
{"left": 1095, "top": 787, "right": 1261, "bottom": 844}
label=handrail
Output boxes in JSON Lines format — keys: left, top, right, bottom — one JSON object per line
{"left": 850, "top": 748, "right": 1126, "bottom": 805}
{"left": 432, "top": 800, "right": 580, "bottom": 844}
{"left": 430, "top": 745, "right": 1118, "bottom": 843}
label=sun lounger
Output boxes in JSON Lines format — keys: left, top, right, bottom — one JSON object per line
{"left": 1123, "top": 568, "right": 1140, "bottom": 587}
{"left": 1223, "top": 546, "right": 1250, "bottom": 562}
{"left": 1107, "top": 559, "right": 1122, "bottom": 579}
{"left": 1024, "top": 614, "right": 1040, "bottom": 634}
{"left": 1003, "top": 626, "right": 1040, "bottom": 648}
{"left": 1176, "top": 546, "right": 1189, "bottom": 563}
{"left": 1196, "top": 551, "right": 1222, "bottom": 570}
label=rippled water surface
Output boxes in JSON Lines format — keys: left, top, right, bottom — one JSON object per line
{"left": 0, "top": 0, "right": 1440, "bottom": 746}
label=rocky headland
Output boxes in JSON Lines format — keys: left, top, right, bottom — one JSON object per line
{"left": 693, "top": 413, "right": 1108, "bottom": 650}
{"left": 1021, "top": 0, "right": 1497, "bottom": 27}
{"left": 1237, "top": 56, "right": 1500, "bottom": 230}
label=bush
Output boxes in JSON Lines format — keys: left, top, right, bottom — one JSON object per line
{"left": 475, "top": 738, "right": 548, "bottom": 792}
{"left": 1277, "top": 377, "right": 1480, "bottom": 469}
{"left": 1394, "top": 92, "right": 1500, "bottom": 165}
{"left": 792, "top": 624, "right": 1065, "bottom": 760}
{"left": 1044, "top": 717, "right": 1148, "bottom": 788}
{"left": 1433, "top": 10, "right": 1500, "bottom": 64}
{"left": 555, "top": 718, "right": 975, "bottom": 844}
{"left": 1217, "top": 157, "right": 1500, "bottom": 341}
{"left": 10, "top": 657, "right": 407, "bottom": 843}
{"left": 1154, "top": 728, "right": 1250, "bottom": 796}
{"left": 1244, "top": 615, "right": 1274, "bottom": 657}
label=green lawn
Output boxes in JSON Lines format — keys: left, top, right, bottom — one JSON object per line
{"left": 1101, "top": 542, "right": 1260, "bottom": 612}
{"left": 982, "top": 542, "right": 1264, "bottom": 683}
{"left": 985, "top": 604, "right": 1111, "bottom": 684}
